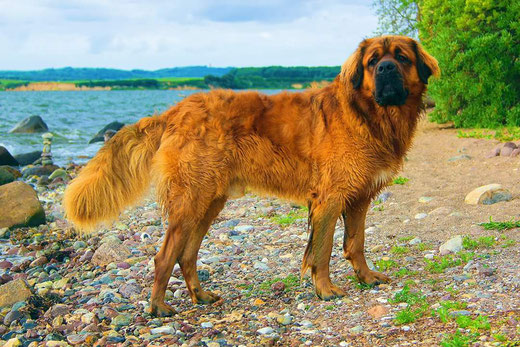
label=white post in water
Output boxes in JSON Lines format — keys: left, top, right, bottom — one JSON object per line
{"left": 41, "top": 132, "right": 53, "bottom": 166}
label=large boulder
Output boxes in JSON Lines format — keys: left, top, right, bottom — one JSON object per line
{"left": 0, "top": 181, "right": 46, "bottom": 228}
{"left": 9, "top": 115, "right": 49, "bottom": 133}
{"left": 88, "top": 121, "right": 125, "bottom": 144}
{"left": 14, "top": 151, "right": 42, "bottom": 166}
{"left": 464, "top": 184, "right": 512, "bottom": 205}
{"left": 0, "top": 167, "right": 15, "bottom": 186}
{"left": 0, "top": 146, "right": 19, "bottom": 166}
{"left": 0, "top": 279, "right": 32, "bottom": 308}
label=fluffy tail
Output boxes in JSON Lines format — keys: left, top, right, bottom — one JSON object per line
{"left": 63, "top": 116, "right": 165, "bottom": 232}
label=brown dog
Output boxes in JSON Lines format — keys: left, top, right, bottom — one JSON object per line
{"left": 63, "top": 35, "right": 439, "bottom": 317}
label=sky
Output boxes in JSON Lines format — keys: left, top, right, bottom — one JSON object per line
{"left": 0, "top": 0, "right": 379, "bottom": 70}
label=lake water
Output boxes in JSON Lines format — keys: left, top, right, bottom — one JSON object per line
{"left": 0, "top": 89, "right": 283, "bottom": 166}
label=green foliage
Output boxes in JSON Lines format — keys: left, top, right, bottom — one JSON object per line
{"left": 457, "top": 128, "right": 520, "bottom": 141}
{"left": 372, "top": 0, "right": 420, "bottom": 37}
{"left": 394, "top": 267, "right": 415, "bottom": 278}
{"left": 391, "top": 245, "right": 409, "bottom": 255}
{"left": 391, "top": 176, "right": 409, "bottom": 185}
{"left": 390, "top": 285, "right": 429, "bottom": 324}
{"left": 376, "top": 259, "right": 398, "bottom": 272}
{"left": 257, "top": 274, "right": 300, "bottom": 293}
{"left": 347, "top": 275, "right": 373, "bottom": 290}
{"left": 419, "top": 0, "right": 520, "bottom": 128}
{"left": 432, "top": 301, "right": 467, "bottom": 323}
{"left": 462, "top": 236, "right": 495, "bottom": 250}
{"left": 389, "top": 284, "right": 426, "bottom": 305}
{"left": 441, "top": 331, "right": 477, "bottom": 347}
{"left": 480, "top": 217, "right": 520, "bottom": 231}
{"left": 271, "top": 210, "right": 306, "bottom": 227}
{"left": 425, "top": 254, "right": 462, "bottom": 273}
{"left": 204, "top": 66, "right": 340, "bottom": 89}
{"left": 456, "top": 315, "right": 490, "bottom": 331}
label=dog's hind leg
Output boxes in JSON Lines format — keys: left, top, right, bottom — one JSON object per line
{"left": 178, "top": 196, "right": 227, "bottom": 304}
{"left": 149, "top": 218, "right": 189, "bottom": 317}
{"left": 302, "top": 199, "right": 345, "bottom": 300}
{"left": 343, "top": 199, "right": 390, "bottom": 285}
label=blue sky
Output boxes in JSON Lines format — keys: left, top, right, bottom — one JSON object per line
{"left": 0, "top": 0, "right": 378, "bottom": 70}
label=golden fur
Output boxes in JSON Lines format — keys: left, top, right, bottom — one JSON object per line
{"left": 64, "top": 36, "right": 439, "bottom": 316}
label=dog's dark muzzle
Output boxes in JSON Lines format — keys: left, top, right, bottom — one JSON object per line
{"left": 374, "top": 61, "right": 409, "bottom": 106}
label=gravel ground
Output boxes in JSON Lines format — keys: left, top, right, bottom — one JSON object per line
{"left": 0, "top": 118, "right": 519, "bottom": 346}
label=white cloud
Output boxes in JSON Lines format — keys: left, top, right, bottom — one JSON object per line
{"left": 0, "top": 0, "right": 379, "bottom": 70}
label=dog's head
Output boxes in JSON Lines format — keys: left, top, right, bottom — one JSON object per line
{"left": 341, "top": 36, "right": 439, "bottom": 107}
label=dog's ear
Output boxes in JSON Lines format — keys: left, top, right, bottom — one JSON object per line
{"left": 412, "top": 41, "right": 440, "bottom": 84}
{"left": 341, "top": 39, "right": 369, "bottom": 89}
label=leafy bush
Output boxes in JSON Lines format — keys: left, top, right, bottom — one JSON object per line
{"left": 419, "top": 0, "right": 520, "bottom": 128}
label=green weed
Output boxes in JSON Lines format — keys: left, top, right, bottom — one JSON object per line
{"left": 462, "top": 236, "right": 495, "bottom": 249}
{"left": 394, "top": 267, "right": 414, "bottom": 278}
{"left": 457, "top": 128, "right": 520, "bottom": 142}
{"left": 456, "top": 315, "right": 490, "bottom": 331}
{"left": 441, "top": 330, "right": 478, "bottom": 347}
{"left": 390, "top": 246, "right": 409, "bottom": 255}
{"left": 271, "top": 211, "right": 305, "bottom": 227}
{"left": 257, "top": 274, "right": 300, "bottom": 294}
{"left": 392, "top": 176, "right": 409, "bottom": 185}
{"left": 375, "top": 259, "right": 398, "bottom": 272}
{"left": 425, "top": 255, "right": 462, "bottom": 273}
{"left": 480, "top": 217, "right": 520, "bottom": 231}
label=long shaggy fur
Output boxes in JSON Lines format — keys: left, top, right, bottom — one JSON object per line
{"left": 63, "top": 117, "right": 165, "bottom": 231}
{"left": 63, "top": 36, "right": 440, "bottom": 315}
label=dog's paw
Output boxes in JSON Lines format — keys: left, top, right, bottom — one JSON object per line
{"left": 193, "top": 290, "right": 221, "bottom": 304}
{"left": 357, "top": 270, "right": 391, "bottom": 286}
{"left": 316, "top": 283, "right": 347, "bottom": 301}
{"left": 149, "top": 302, "right": 177, "bottom": 317}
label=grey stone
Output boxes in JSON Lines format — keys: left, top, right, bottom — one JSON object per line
{"left": 257, "top": 327, "right": 274, "bottom": 335}
{"left": 9, "top": 115, "right": 49, "bottom": 133}
{"left": 92, "top": 242, "right": 131, "bottom": 267}
{"left": 89, "top": 121, "right": 125, "bottom": 144}
{"left": 440, "top": 235, "right": 463, "bottom": 255}
{"left": 150, "top": 326, "right": 175, "bottom": 334}
{"left": 0, "top": 146, "right": 19, "bottom": 166}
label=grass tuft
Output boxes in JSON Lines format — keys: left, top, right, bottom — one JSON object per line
{"left": 480, "top": 217, "right": 520, "bottom": 231}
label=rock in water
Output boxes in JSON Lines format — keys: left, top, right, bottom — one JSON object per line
{"left": 464, "top": 184, "right": 512, "bottom": 205}
{"left": 14, "top": 151, "right": 42, "bottom": 166}
{"left": 0, "top": 166, "right": 21, "bottom": 179}
{"left": 0, "top": 279, "right": 32, "bottom": 308}
{"left": 88, "top": 121, "right": 125, "bottom": 144}
{"left": 9, "top": 115, "right": 49, "bottom": 133}
{"left": 0, "top": 147, "right": 19, "bottom": 166}
{"left": 92, "top": 242, "right": 131, "bottom": 266}
{"left": 0, "top": 181, "right": 46, "bottom": 228}
{"left": 22, "top": 165, "right": 60, "bottom": 178}
{"left": 0, "top": 167, "right": 15, "bottom": 186}
{"left": 439, "top": 235, "right": 463, "bottom": 255}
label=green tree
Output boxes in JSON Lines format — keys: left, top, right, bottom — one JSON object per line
{"left": 419, "top": 0, "right": 520, "bottom": 127}
{"left": 372, "top": 0, "right": 420, "bottom": 38}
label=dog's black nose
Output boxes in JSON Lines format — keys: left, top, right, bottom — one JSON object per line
{"left": 377, "top": 61, "right": 396, "bottom": 74}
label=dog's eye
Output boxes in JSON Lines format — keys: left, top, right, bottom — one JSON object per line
{"left": 368, "top": 57, "right": 378, "bottom": 67}
{"left": 396, "top": 54, "right": 409, "bottom": 63}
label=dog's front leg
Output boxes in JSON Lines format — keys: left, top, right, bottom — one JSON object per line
{"left": 342, "top": 199, "right": 390, "bottom": 285}
{"left": 302, "top": 199, "right": 345, "bottom": 300}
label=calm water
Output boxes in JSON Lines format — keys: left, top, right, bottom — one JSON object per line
{"left": 0, "top": 90, "right": 283, "bottom": 165}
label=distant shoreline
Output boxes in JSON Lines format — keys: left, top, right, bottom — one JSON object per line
{"left": 5, "top": 82, "right": 202, "bottom": 91}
